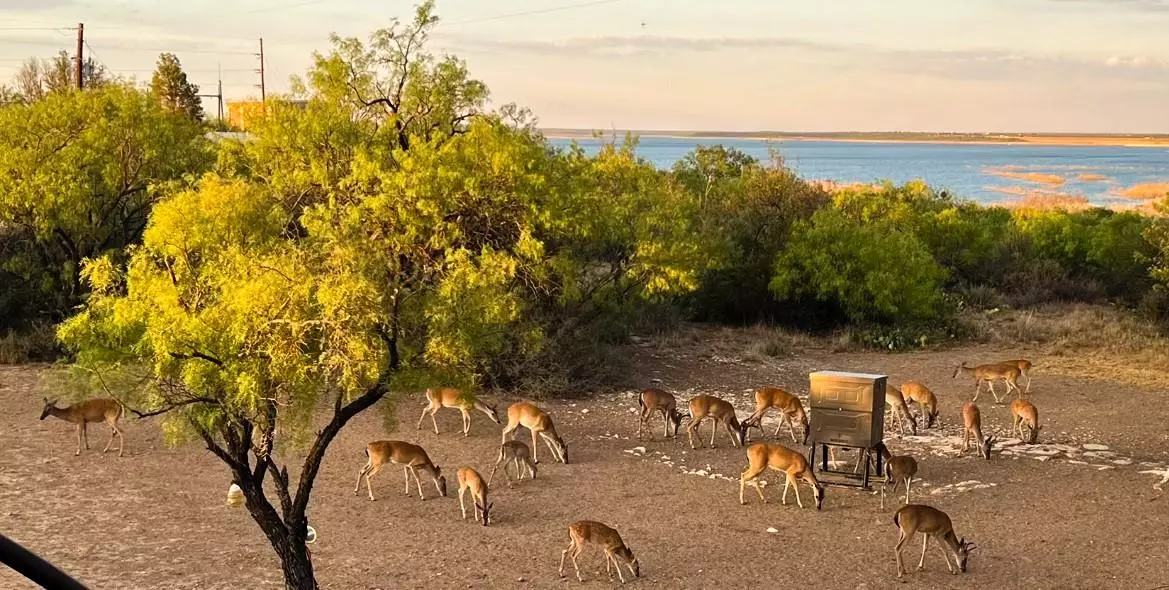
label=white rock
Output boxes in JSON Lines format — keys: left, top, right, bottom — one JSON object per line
{"left": 580, "top": 409, "right": 589, "bottom": 414}
{"left": 766, "top": 527, "right": 779, "bottom": 534}
{"left": 1082, "top": 443, "right": 1109, "bottom": 451}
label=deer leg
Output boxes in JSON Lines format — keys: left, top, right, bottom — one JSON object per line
{"left": 403, "top": 466, "right": 411, "bottom": 496}
{"left": 894, "top": 531, "right": 909, "bottom": 577}
{"left": 364, "top": 464, "right": 381, "bottom": 501}
{"left": 935, "top": 541, "right": 955, "bottom": 573}
{"left": 687, "top": 418, "right": 700, "bottom": 449}
{"left": 558, "top": 540, "right": 574, "bottom": 578}
{"left": 74, "top": 424, "right": 82, "bottom": 456}
{"left": 354, "top": 460, "right": 372, "bottom": 495}
{"left": 780, "top": 474, "right": 792, "bottom": 505}
{"left": 571, "top": 544, "right": 584, "bottom": 581}
{"left": 963, "top": 428, "right": 971, "bottom": 451}
{"left": 971, "top": 381, "right": 981, "bottom": 402}
{"left": 709, "top": 419, "right": 717, "bottom": 448}
{"left": 102, "top": 424, "right": 118, "bottom": 454}
{"left": 530, "top": 429, "right": 540, "bottom": 464}
{"left": 793, "top": 475, "right": 805, "bottom": 508}
{"left": 500, "top": 421, "right": 518, "bottom": 445}
{"left": 612, "top": 551, "right": 628, "bottom": 584}
{"left": 412, "top": 467, "right": 426, "bottom": 499}
{"left": 918, "top": 534, "right": 929, "bottom": 570}
{"left": 82, "top": 422, "right": 90, "bottom": 450}
{"left": 988, "top": 381, "right": 1002, "bottom": 404}
{"left": 904, "top": 477, "right": 912, "bottom": 505}
{"left": 416, "top": 404, "right": 432, "bottom": 430}
{"left": 461, "top": 409, "right": 471, "bottom": 436}
{"left": 430, "top": 408, "right": 441, "bottom": 435}
{"left": 459, "top": 485, "right": 468, "bottom": 519}
{"left": 740, "top": 465, "right": 761, "bottom": 504}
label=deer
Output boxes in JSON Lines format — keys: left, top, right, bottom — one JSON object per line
{"left": 961, "top": 402, "right": 995, "bottom": 459}
{"left": 743, "top": 386, "right": 809, "bottom": 445}
{"left": 885, "top": 386, "right": 917, "bottom": 437}
{"left": 1010, "top": 399, "right": 1041, "bottom": 444}
{"left": 872, "top": 442, "right": 918, "bottom": 509}
{"left": 488, "top": 440, "right": 537, "bottom": 487}
{"left": 353, "top": 440, "right": 448, "bottom": 501}
{"left": 636, "top": 388, "right": 684, "bottom": 440}
{"left": 739, "top": 442, "right": 826, "bottom": 510}
{"left": 686, "top": 394, "right": 747, "bottom": 450}
{"left": 416, "top": 387, "right": 501, "bottom": 436}
{"left": 39, "top": 397, "right": 125, "bottom": 457}
{"left": 998, "top": 358, "right": 1034, "bottom": 393}
{"left": 456, "top": 467, "right": 493, "bottom": 526}
{"left": 953, "top": 361, "right": 1021, "bottom": 404}
{"left": 892, "top": 504, "right": 976, "bottom": 578}
{"left": 558, "top": 520, "right": 641, "bottom": 584}
{"left": 901, "top": 382, "right": 939, "bottom": 429}
{"left": 501, "top": 402, "right": 568, "bottom": 464}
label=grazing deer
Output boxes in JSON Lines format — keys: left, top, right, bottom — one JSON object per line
{"left": 999, "top": 358, "right": 1033, "bottom": 393}
{"left": 873, "top": 442, "right": 918, "bottom": 509}
{"left": 743, "top": 387, "right": 809, "bottom": 445}
{"left": 456, "top": 467, "right": 493, "bottom": 526}
{"left": 353, "top": 440, "right": 448, "bottom": 501}
{"left": 686, "top": 394, "right": 747, "bottom": 450}
{"left": 39, "top": 397, "right": 125, "bottom": 457}
{"left": 416, "top": 387, "right": 501, "bottom": 436}
{"left": 501, "top": 402, "right": 568, "bottom": 464}
{"left": 961, "top": 402, "right": 995, "bottom": 460}
{"left": 488, "top": 440, "right": 537, "bottom": 487}
{"left": 901, "top": 382, "right": 939, "bottom": 429}
{"left": 893, "top": 504, "right": 976, "bottom": 578}
{"left": 558, "top": 520, "right": 640, "bottom": 584}
{"left": 953, "top": 362, "right": 1021, "bottom": 404}
{"left": 1010, "top": 399, "right": 1041, "bottom": 444}
{"left": 636, "top": 388, "right": 684, "bottom": 440}
{"left": 885, "top": 386, "right": 917, "bottom": 437}
{"left": 740, "top": 442, "right": 825, "bottom": 510}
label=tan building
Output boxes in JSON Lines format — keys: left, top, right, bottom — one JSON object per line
{"left": 226, "top": 99, "right": 308, "bottom": 130}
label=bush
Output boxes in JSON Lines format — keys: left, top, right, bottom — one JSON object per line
{"left": 770, "top": 207, "right": 949, "bottom": 326}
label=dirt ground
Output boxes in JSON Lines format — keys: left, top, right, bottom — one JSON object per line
{"left": 2, "top": 328, "right": 1168, "bottom": 589}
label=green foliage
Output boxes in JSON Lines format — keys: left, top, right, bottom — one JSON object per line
{"left": 0, "top": 84, "right": 212, "bottom": 330}
{"left": 770, "top": 207, "right": 949, "bottom": 325}
{"left": 150, "top": 53, "right": 204, "bottom": 121}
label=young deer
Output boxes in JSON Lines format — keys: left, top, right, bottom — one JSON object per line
{"left": 353, "top": 440, "right": 448, "bottom": 501}
{"left": 39, "top": 397, "right": 125, "bottom": 457}
{"left": 961, "top": 402, "right": 995, "bottom": 459}
{"left": 1010, "top": 399, "right": 1041, "bottom": 444}
{"left": 885, "top": 386, "right": 917, "bottom": 437}
{"left": 636, "top": 388, "right": 684, "bottom": 440}
{"left": 740, "top": 442, "right": 826, "bottom": 510}
{"left": 488, "top": 440, "right": 537, "bottom": 487}
{"left": 456, "top": 467, "right": 493, "bottom": 526}
{"left": 743, "top": 387, "right": 809, "bottom": 445}
{"left": 893, "top": 504, "right": 976, "bottom": 578}
{"left": 416, "top": 387, "right": 501, "bottom": 436}
{"left": 999, "top": 358, "right": 1034, "bottom": 393}
{"left": 873, "top": 442, "right": 918, "bottom": 509}
{"left": 901, "top": 382, "right": 939, "bottom": 429}
{"left": 501, "top": 402, "right": 568, "bottom": 464}
{"left": 558, "top": 520, "right": 640, "bottom": 584}
{"left": 686, "top": 394, "right": 747, "bottom": 450}
{"left": 953, "top": 361, "right": 1021, "bottom": 404}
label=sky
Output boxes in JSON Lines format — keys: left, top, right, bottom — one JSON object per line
{"left": 2, "top": 0, "right": 1169, "bottom": 132}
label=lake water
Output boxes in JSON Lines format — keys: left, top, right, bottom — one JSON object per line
{"left": 547, "top": 136, "right": 1169, "bottom": 207}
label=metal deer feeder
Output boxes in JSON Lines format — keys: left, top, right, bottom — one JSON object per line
{"left": 806, "top": 370, "right": 886, "bottom": 489}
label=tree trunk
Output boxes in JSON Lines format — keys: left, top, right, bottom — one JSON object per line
{"left": 272, "top": 535, "right": 317, "bottom": 590}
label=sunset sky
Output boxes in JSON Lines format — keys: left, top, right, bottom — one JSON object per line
{"left": 2, "top": 0, "right": 1168, "bottom": 132}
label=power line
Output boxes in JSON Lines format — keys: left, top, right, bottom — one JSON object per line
{"left": 0, "top": 26, "right": 72, "bottom": 32}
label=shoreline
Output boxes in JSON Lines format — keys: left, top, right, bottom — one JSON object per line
{"left": 539, "top": 130, "right": 1169, "bottom": 148}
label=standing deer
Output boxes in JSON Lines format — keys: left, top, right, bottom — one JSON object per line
{"left": 39, "top": 397, "right": 125, "bottom": 457}
{"left": 488, "top": 440, "right": 537, "bottom": 487}
{"left": 558, "top": 520, "right": 641, "bottom": 584}
{"left": 885, "top": 386, "right": 917, "bottom": 436}
{"left": 456, "top": 467, "right": 493, "bottom": 526}
{"left": 636, "top": 388, "right": 684, "bottom": 440}
{"left": 892, "top": 504, "right": 976, "bottom": 578}
{"left": 961, "top": 402, "right": 995, "bottom": 459}
{"left": 739, "top": 442, "right": 825, "bottom": 510}
{"left": 953, "top": 362, "right": 1021, "bottom": 404}
{"left": 416, "top": 387, "right": 501, "bottom": 436}
{"left": 998, "top": 358, "right": 1034, "bottom": 393}
{"left": 873, "top": 442, "right": 917, "bottom": 509}
{"left": 901, "top": 382, "right": 939, "bottom": 429}
{"left": 353, "top": 440, "right": 448, "bottom": 501}
{"left": 743, "top": 386, "right": 809, "bottom": 445}
{"left": 1010, "top": 399, "right": 1041, "bottom": 444}
{"left": 686, "top": 394, "right": 747, "bottom": 450}
{"left": 501, "top": 402, "right": 568, "bottom": 464}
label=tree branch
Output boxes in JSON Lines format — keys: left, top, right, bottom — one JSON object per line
{"left": 130, "top": 396, "right": 219, "bottom": 419}
{"left": 169, "top": 351, "right": 225, "bottom": 367}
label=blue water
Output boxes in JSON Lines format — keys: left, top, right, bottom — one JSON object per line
{"left": 548, "top": 136, "right": 1169, "bottom": 207}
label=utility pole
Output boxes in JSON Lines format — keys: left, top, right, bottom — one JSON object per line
{"left": 256, "top": 37, "right": 266, "bottom": 102}
{"left": 75, "top": 23, "right": 84, "bottom": 90}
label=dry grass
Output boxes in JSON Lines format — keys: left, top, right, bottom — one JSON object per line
{"left": 1117, "top": 182, "right": 1169, "bottom": 200}
{"left": 998, "top": 193, "right": 1093, "bottom": 212}
{"left": 963, "top": 304, "right": 1169, "bottom": 390}
{"left": 1076, "top": 173, "right": 1110, "bottom": 183}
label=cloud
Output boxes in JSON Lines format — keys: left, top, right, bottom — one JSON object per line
{"left": 441, "top": 34, "right": 855, "bottom": 58}
{"left": 1047, "top": 0, "right": 1169, "bottom": 11}
{"left": 0, "top": 0, "right": 77, "bottom": 10}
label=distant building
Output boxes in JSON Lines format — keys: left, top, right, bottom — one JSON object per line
{"left": 226, "top": 99, "right": 309, "bottom": 130}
